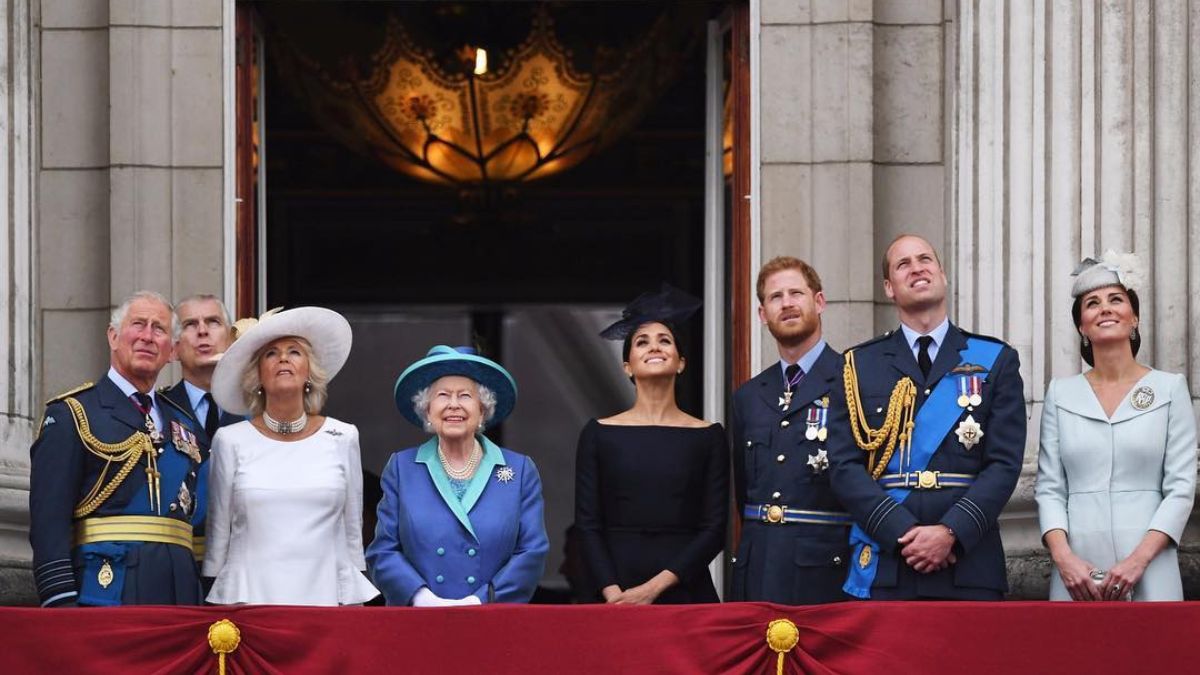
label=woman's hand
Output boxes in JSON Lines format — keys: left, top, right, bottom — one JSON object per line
{"left": 1099, "top": 531, "right": 1170, "bottom": 600}
{"left": 1052, "top": 550, "right": 1103, "bottom": 602}
{"left": 601, "top": 584, "right": 624, "bottom": 603}
{"left": 611, "top": 570, "right": 679, "bottom": 605}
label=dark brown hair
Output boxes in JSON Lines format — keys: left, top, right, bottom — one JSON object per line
{"left": 1071, "top": 287, "right": 1141, "bottom": 366}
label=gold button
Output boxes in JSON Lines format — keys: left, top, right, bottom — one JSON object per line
{"left": 772, "top": 491, "right": 781, "bottom": 499}
{"left": 766, "top": 505, "right": 784, "bottom": 523}
{"left": 776, "top": 454, "right": 786, "bottom": 462}
{"left": 918, "top": 471, "right": 938, "bottom": 489}
{"left": 781, "top": 420, "right": 790, "bottom": 428}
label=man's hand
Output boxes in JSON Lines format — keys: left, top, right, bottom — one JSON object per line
{"left": 898, "top": 525, "right": 957, "bottom": 573}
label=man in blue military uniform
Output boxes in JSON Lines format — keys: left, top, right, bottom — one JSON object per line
{"left": 29, "top": 291, "right": 205, "bottom": 606}
{"left": 160, "top": 294, "right": 239, "bottom": 566}
{"left": 730, "top": 257, "right": 851, "bottom": 604}
{"left": 827, "top": 235, "right": 1025, "bottom": 600}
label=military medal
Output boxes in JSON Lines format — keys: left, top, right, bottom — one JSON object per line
{"left": 969, "top": 376, "right": 983, "bottom": 407}
{"left": 956, "top": 376, "right": 971, "bottom": 408}
{"left": 170, "top": 421, "right": 202, "bottom": 464}
{"left": 780, "top": 364, "right": 804, "bottom": 410}
{"left": 805, "top": 407, "right": 820, "bottom": 440}
{"left": 955, "top": 414, "right": 984, "bottom": 450}
{"left": 98, "top": 559, "right": 114, "bottom": 589}
{"left": 495, "top": 466, "right": 515, "bottom": 483}
{"left": 177, "top": 482, "right": 193, "bottom": 515}
{"left": 807, "top": 449, "right": 829, "bottom": 473}
{"left": 1130, "top": 385, "right": 1154, "bottom": 410}
{"left": 816, "top": 398, "right": 829, "bottom": 441}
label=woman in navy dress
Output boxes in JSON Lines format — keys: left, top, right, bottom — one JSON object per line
{"left": 575, "top": 285, "right": 729, "bottom": 604}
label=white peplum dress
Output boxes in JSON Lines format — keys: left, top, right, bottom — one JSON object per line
{"left": 203, "top": 418, "right": 379, "bottom": 605}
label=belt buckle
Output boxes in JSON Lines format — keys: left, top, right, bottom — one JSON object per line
{"left": 917, "top": 470, "right": 939, "bottom": 489}
{"left": 765, "top": 505, "right": 785, "bottom": 524}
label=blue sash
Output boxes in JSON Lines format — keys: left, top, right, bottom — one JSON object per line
{"left": 843, "top": 337, "right": 1002, "bottom": 598}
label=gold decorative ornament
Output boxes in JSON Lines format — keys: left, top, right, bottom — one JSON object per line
{"left": 97, "top": 560, "right": 113, "bottom": 589}
{"left": 859, "top": 546, "right": 872, "bottom": 569}
{"left": 208, "top": 619, "right": 242, "bottom": 675}
{"left": 766, "top": 505, "right": 785, "bottom": 523}
{"left": 842, "top": 350, "right": 917, "bottom": 478}
{"left": 918, "top": 470, "right": 938, "bottom": 489}
{"left": 765, "top": 619, "right": 800, "bottom": 675}
{"left": 63, "top": 397, "right": 155, "bottom": 518}
{"left": 1130, "top": 386, "right": 1155, "bottom": 410}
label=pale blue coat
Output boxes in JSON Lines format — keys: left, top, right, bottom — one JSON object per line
{"left": 366, "top": 436, "right": 548, "bottom": 605}
{"left": 1036, "top": 370, "right": 1197, "bottom": 600}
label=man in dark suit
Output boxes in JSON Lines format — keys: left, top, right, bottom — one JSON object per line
{"left": 29, "top": 291, "right": 204, "bottom": 606}
{"left": 730, "top": 257, "right": 851, "bottom": 604}
{"left": 828, "top": 235, "right": 1025, "bottom": 600}
{"left": 160, "top": 294, "right": 237, "bottom": 565}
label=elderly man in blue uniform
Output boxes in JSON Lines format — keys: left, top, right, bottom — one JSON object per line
{"left": 730, "top": 256, "right": 851, "bottom": 604}
{"left": 827, "top": 235, "right": 1025, "bottom": 600}
{"left": 160, "top": 293, "right": 239, "bottom": 565}
{"left": 29, "top": 291, "right": 205, "bottom": 607}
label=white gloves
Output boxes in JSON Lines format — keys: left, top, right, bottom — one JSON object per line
{"left": 411, "top": 586, "right": 483, "bottom": 607}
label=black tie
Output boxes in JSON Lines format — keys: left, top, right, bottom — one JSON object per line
{"left": 203, "top": 392, "right": 220, "bottom": 439}
{"left": 131, "top": 392, "right": 152, "bottom": 416}
{"left": 917, "top": 335, "right": 934, "bottom": 379}
{"left": 784, "top": 364, "right": 802, "bottom": 389}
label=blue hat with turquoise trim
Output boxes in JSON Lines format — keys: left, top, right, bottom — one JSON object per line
{"left": 393, "top": 345, "right": 517, "bottom": 429}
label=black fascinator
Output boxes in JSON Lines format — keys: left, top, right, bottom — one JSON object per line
{"left": 599, "top": 284, "right": 703, "bottom": 340}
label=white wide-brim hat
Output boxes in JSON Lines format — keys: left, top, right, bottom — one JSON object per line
{"left": 211, "top": 307, "right": 353, "bottom": 415}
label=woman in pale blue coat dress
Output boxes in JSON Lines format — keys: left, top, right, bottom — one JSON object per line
{"left": 366, "top": 346, "right": 548, "bottom": 606}
{"left": 1037, "top": 253, "right": 1197, "bottom": 601}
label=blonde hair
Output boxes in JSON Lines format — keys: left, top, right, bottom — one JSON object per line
{"left": 239, "top": 336, "right": 330, "bottom": 415}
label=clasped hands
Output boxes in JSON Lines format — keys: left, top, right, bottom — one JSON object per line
{"left": 898, "top": 524, "right": 957, "bottom": 573}
{"left": 412, "top": 586, "right": 482, "bottom": 607}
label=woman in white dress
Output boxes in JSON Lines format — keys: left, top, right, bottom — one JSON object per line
{"left": 203, "top": 307, "right": 379, "bottom": 605}
{"left": 1036, "top": 252, "right": 1197, "bottom": 601}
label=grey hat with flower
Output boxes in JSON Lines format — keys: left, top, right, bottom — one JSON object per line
{"left": 1070, "top": 250, "right": 1147, "bottom": 298}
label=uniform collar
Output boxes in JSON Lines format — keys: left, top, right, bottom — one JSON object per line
{"left": 899, "top": 318, "right": 950, "bottom": 352}
{"left": 107, "top": 366, "right": 157, "bottom": 406}
{"left": 779, "top": 339, "right": 827, "bottom": 377}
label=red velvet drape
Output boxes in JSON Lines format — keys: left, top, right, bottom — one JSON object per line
{"left": 2, "top": 601, "right": 1195, "bottom": 674}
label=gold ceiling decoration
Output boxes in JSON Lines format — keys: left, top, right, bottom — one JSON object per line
{"left": 270, "top": 6, "right": 700, "bottom": 187}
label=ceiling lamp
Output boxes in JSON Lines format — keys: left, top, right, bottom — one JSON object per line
{"left": 269, "top": 5, "right": 702, "bottom": 187}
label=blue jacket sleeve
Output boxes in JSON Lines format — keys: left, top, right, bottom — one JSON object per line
{"left": 365, "top": 454, "right": 429, "bottom": 606}
{"left": 28, "top": 401, "right": 83, "bottom": 607}
{"left": 476, "top": 457, "right": 549, "bottom": 603}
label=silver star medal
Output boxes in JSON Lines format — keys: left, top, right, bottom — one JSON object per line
{"left": 177, "top": 483, "right": 192, "bottom": 515}
{"left": 955, "top": 414, "right": 984, "bottom": 450}
{"left": 779, "top": 391, "right": 792, "bottom": 410}
{"left": 495, "top": 466, "right": 515, "bottom": 483}
{"left": 807, "top": 449, "right": 829, "bottom": 473}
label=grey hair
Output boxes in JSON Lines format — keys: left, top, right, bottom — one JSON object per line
{"left": 239, "top": 336, "right": 330, "bottom": 415}
{"left": 173, "top": 293, "right": 231, "bottom": 340}
{"left": 109, "top": 290, "right": 176, "bottom": 335}
{"left": 412, "top": 381, "right": 498, "bottom": 432}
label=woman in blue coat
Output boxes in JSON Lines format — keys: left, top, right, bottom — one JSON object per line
{"left": 367, "top": 346, "right": 548, "bottom": 606}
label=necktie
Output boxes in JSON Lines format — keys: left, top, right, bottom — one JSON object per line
{"left": 784, "top": 364, "right": 803, "bottom": 390}
{"left": 203, "top": 392, "right": 220, "bottom": 439}
{"left": 130, "top": 392, "right": 152, "bottom": 416}
{"left": 917, "top": 335, "right": 934, "bottom": 379}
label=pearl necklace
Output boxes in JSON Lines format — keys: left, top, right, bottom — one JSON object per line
{"left": 263, "top": 410, "right": 307, "bottom": 434}
{"left": 439, "top": 441, "right": 482, "bottom": 480}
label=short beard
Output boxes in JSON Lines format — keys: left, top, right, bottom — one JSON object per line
{"left": 767, "top": 318, "right": 815, "bottom": 348}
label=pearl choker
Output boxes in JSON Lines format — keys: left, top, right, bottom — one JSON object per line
{"left": 263, "top": 410, "right": 307, "bottom": 434}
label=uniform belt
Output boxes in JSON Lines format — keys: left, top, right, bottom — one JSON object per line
{"left": 877, "top": 471, "right": 977, "bottom": 490}
{"left": 192, "top": 535, "right": 206, "bottom": 562}
{"left": 743, "top": 504, "right": 853, "bottom": 526}
{"left": 74, "top": 515, "right": 194, "bottom": 551}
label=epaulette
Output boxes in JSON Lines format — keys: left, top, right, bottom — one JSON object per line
{"left": 44, "top": 382, "right": 94, "bottom": 406}
{"left": 958, "top": 327, "right": 1008, "bottom": 345}
{"left": 847, "top": 331, "right": 894, "bottom": 352}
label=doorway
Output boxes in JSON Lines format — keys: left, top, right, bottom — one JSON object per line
{"left": 232, "top": 0, "right": 749, "bottom": 600}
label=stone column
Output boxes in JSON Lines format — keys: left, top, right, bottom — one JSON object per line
{"left": 0, "top": 0, "right": 35, "bottom": 604}
{"left": 950, "top": 0, "right": 1200, "bottom": 597}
